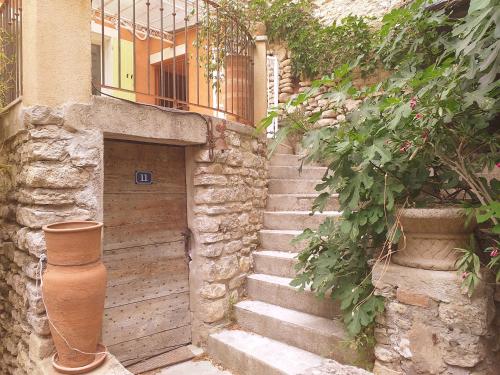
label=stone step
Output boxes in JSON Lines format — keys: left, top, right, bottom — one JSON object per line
{"left": 267, "top": 194, "right": 340, "bottom": 211}
{"left": 259, "top": 229, "right": 304, "bottom": 253}
{"left": 275, "top": 143, "right": 294, "bottom": 155}
{"left": 254, "top": 250, "right": 298, "bottom": 278}
{"left": 235, "top": 300, "right": 355, "bottom": 361}
{"left": 263, "top": 211, "right": 341, "bottom": 230}
{"left": 247, "top": 274, "right": 340, "bottom": 319}
{"left": 269, "top": 153, "right": 302, "bottom": 166}
{"left": 269, "top": 165, "right": 326, "bottom": 180}
{"left": 269, "top": 179, "right": 321, "bottom": 194}
{"left": 208, "top": 329, "right": 325, "bottom": 375}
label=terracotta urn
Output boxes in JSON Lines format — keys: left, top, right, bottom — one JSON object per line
{"left": 392, "top": 207, "right": 475, "bottom": 271}
{"left": 42, "top": 221, "right": 107, "bottom": 373}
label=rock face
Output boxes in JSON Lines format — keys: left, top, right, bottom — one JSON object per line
{"left": 372, "top": 263, "right": 498, "bottom": 375}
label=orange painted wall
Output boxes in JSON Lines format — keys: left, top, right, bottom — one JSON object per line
{"left": 94, "top": 17, "right": 250, "bottom": 122}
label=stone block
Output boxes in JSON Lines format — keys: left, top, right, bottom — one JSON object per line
{"left": 373, "top": 263, "right": 466, "bottom": 303}
{"left": 200, "top": 243, "right": 224, "bottom": 258}
{"left": 202, "top": 255, "right": 239, "bottom": 282}
{"left": 17, "top": 229, "right": 46, "bottom": 258}
{"left": 29, "top": 125, "right": 73, "bottom": 140}
{"left": 28, "top": 333, "right": 54, "bottom": 360}
{"left": 26, "top": 106, "right": 64, "bottom": 126}
{"left": 193, "top": 175, "right": 228, "bottom": 186}
{"left": 26, "top": 141, "right": 68, "bottom": 161}
{"left": 16, "top": 188, "right": 75, "bottom": 206}
{"left": 27, "top": 312, "right": 50, "bottom": 336}
{"left": 407, "top": 322, "right": 445, "bottom": 373}
{"left": 199, "top": 232, "right": 229, "bottom": 244}
{"left": 20, "top": 164, "right": 90, "bottom": 189}
{"left": 199, "top": 298, "right": 226, "bottom": 323}
{"left": 375, "top": 345, "right": 400, "bottom": 363}
{"left": 226, "top": 150, "right": 243, "bottom": 167}
{"left": 193, "top": 216, "right": 221, "bottom": 233}
{"left": 373, "top": 361, "right": 403, "bottom": 375}
{"left": 194, "top": 164, "right": 224, "bottom": 176}
{"left": 16, "top": 206, "right": 91, "bottom": 229}
{"left": 223, "top": 241, "right": 243, "bottom": 255}
{"left": 396, "top": 289, "right": 431, "bottom": 308}
{"left": 25, "top": 281, "right": 44, "bottom": 314}
{"left": 239, "top": 256, "right": 252, "bottom": 273}
{"left": 200, "top": 284, "right": 226, "bottom": 300}
{"left": 229, "top": 274, "right": 246, "bottom": 290}
{"left": 439, "top": 299, "right": 494, "bottom": 336}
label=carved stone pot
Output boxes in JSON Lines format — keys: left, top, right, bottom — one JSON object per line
{"left": 392, "top": 207, "right": 476, "bottom": 271}
{"left": 42, "top": 221, "right": 107, "bottom": 373}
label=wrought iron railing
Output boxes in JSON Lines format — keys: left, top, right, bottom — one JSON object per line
{"left": 0, "top": 0, "right": 22, "bottom": 109}
{"left": 91, "top": 0, "right": 255, "bottom": 125}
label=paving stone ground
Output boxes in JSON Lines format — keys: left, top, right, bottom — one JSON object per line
{"left": 155, "top": 360, "right": 233, "bottom": 375}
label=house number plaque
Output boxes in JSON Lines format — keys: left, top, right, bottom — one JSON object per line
{"left": 135, "top": 171, "right": 153, "bottom": 185}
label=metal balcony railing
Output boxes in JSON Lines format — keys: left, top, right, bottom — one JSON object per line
{"left": 0, "top": 0, "right": 22, "bottom": 109}
{"left": 91, "top": 0, "right": 255, "bottom": 125}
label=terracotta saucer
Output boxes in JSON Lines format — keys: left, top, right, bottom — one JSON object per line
{"left": 52, "top": 344, "right": 107, "bottom": 374}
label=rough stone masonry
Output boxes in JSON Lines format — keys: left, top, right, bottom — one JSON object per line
{"left": 0, "top": 101, "right": 268, "bottom": 374}
{"left": 372, "top": 263, "right": 499, "bottom": 375}
{"left": 187, "top": 120, "right": 268, "bottom": 346}
{"left": 0, "top": 105, "right": 102, "bottom": 375}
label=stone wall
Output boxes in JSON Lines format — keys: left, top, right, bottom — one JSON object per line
{"left": 267, "top": 0, "right": 398, "bottom": 136}
{"left": 187, "top": 119, "right": 268, "bottom": 345}
{"left": 269, "top": 42, "right": 387, "bottom": 144}
{"left": 0, "top": 101, "right": 267, "bottom": 373}
{"left": 0, "top": 105, "right": 102, "bottom": 375}
{"left": 313, "top": 0, "right": 402, "bottom": 25}
{"left": 372, "top": 263, "right": 498, "bottom": 375}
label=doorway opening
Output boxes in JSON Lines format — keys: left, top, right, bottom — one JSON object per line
{"left": 102, "top": 139, "right": 191, "bottom": 366}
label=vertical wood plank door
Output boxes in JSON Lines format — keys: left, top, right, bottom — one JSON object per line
{"left": 103, "top": 140, "right": 191, "bottom": 366}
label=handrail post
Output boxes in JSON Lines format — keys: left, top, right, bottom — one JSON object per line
{"left": 252, "top": 27, "right": 268, "bottom": 127}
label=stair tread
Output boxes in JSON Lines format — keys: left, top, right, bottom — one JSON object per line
{"left": 269, "top": 193, "right": 328, "bottom": 197}
{"left": 255, "top": 250, "right": 298, "bottom": 259}
{"left": 260, "top": 229, "right": 303, "bottom": 234}
{"left": 209, "top": 330, "right": 324, "bottom": 374}
{"left": 269, "top": 165, "right": 326, "bottom": 171}
{"left": 248, "top": 273, "right": 294, "bottom": 286}
{"left": 248, "top": 273, "right": 321, "bottom": 294}
{"left": 236, "top": 300, "right": 345, "bottom": 337}
{"left": 264, "top": 210, "right": 341, "bottom": 215}
{"left": 269, "top": 178, "right": 323, "bottom": 182}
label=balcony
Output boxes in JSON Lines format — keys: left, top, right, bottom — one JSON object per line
{"left": 0, "top": 0, "right": 22, "bottom": 109}
{"left": 90, "top": 0, "right": 256, "bottom": 125}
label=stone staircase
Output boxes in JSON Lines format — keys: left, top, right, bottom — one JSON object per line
{"left": 208, "top": 145, "right": 369, "bottom": 375}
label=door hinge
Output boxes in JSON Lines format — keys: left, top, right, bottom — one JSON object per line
{"left": 181, "top": 229, "right": 192, "bottom": 262}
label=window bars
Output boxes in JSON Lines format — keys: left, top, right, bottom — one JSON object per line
{"left": 0, "top": 0, "right": 22, "bottom": 109}
{"left": 91, "top": 0, "right": 255, "bottom": 125}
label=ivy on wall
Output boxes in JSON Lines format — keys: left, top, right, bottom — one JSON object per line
{"left": 250, "top": 0, "right": 373, "bottom": 78}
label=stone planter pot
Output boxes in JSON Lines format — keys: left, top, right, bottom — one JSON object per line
{"left": 42, "top": 221, "right": 107, "bottom": 373}
{"left": 392, "top": 207, "right": 475, "bottom": 271}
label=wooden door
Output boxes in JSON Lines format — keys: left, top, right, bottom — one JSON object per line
{"left": 102, "top": 140, "right": 191, "bottom": 366}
